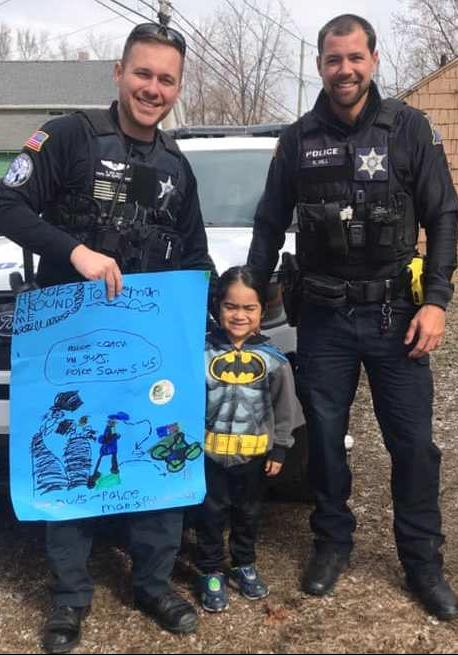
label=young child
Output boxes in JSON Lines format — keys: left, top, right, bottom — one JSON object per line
{"left": 195, "top": 265, "right": 302, "bottom": 612}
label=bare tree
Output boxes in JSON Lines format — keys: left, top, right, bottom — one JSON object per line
{"left": 182, "top": 0, "right": 292, "bottom": 125}
{"left": 85, "top": 32, "right": 120, "bottom": 60}
{"left": 0, "top": 22, "right": 11, "bottom": 59}
{"left": 391, "top": 0, "right": 458, "bottom": 89}
{"left": 57, "top": 37, "right": 73, "bottom": 61}
{"left": 181, "top": 20, "right": 217, "bottom": 125}
{"left": 378, "top": 30, "right": 412, "bottom": 97}
{"left": 16, "top": 28, "right": 51, "bottom": 60}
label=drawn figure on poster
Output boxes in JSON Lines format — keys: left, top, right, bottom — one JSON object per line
{"left": 64, "top": 416, "right": 97, "bottom": 490}
{"left": 31, "top": 391, "right": 84, "bottom": 495}
{"left": 87, "top": 411, "right": 130, "bottom": 489}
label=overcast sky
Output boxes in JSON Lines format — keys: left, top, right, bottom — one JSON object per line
{"left": 0, "top": 0, "right": 403, "bottom": 44}
{"left": 0, "top": 0, "right": 405, "bottom": 113}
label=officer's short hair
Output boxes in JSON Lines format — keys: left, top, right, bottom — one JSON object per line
{"left": 318, "top": 14, "right": 376, "bottom": 55}
{"left": 121, "top": 22, "right": 186, "bottom": 64}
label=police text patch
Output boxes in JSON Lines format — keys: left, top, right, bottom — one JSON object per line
{"left": 3, "top": 153, "right": 34, "bottom": 187}
{"left": 301, "top": 144, "right": 346, "bottom": 169}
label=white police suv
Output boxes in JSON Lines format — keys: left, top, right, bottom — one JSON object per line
{"left": 173, "top": 125, "right": 296, "bottom": 356}
{"left": 0, "top": 125, "right": 307, "bottom": 498}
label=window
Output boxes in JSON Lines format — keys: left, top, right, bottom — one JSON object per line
{"left": 185, "top": 149, "right": 272, "bottom": 227}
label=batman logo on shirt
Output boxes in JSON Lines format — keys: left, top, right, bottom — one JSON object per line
{"left": 209, "top": 350, "right": 266, "bottom": 384}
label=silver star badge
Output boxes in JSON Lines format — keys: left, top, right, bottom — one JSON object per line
{"left": 158, "top": 175, "right": 174, "bottom": 200}
{"left": 358, "top": 148, "right": 386, "bottom": 179}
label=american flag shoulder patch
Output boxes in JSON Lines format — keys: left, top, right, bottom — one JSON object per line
{"left": 24, "top": 130, "right": 50, "bottom": 152}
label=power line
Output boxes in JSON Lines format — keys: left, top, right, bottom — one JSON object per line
{"left": 125, "top": 0, "right": 300, "bottom": 87}
{"left": 166, "top": 0, "right": 298, "bottom": 117}
{"left": 166, "top": 2, "right": 296, "bottom": 118}
{"left": 174, "top": 19, "right": 294, "bottom": 119}
{"left": 104, "top": 0, "right": 241, "bottom": 86}
{"left": 94, "top": 0, "right": 137, "bottom": 26}
{"left": 45, "top": 14, "right": 127, "bottom": 44}
{"left": 103, "top": 0, "right": 296, "bottom": 119}
{"left": 139, "top": 0, "right": 243, "bottom": 81}
{"left": 222, "top": 0, "right": 320, "bottom": 84}
{"left": 102, "top": 0, "right": 246, "bottom": 96}
{"left": 144, "top": 0, "right": 291, "bottom": 88}
{"left": 5, "top": 9, "right": 129, "bottom": 59}
{"left": 240, "top": 0, "right": 316, "bottom": 49}
{"left": 278, "top": 0, "right": 308, "bottom": 42}
{"left": 102, "top": 0, "right": 156, "bottom": 23}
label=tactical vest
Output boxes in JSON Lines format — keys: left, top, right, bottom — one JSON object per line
{"left": 43, "top": 109, "right": 187, "bottom": 273}
{"left": 296, "top": 98, "right": 417, "bottom": 273}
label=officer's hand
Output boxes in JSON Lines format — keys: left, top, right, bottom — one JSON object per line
{"left": 70, "top": 244, "right": 123, "bottom": 300}
{"left": 404, "top": 304, "right": 446, "bottom": 358}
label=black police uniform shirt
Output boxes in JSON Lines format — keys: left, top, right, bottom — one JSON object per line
{"left": 248, "top": 83, "right": 458, "bottom": 310}
{"left": 0, "top": 102, "right": 213, "bottom": 288}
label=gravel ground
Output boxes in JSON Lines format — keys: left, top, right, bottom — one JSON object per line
{"left": 2, "top": 292, "right": 458, "bottom": 654}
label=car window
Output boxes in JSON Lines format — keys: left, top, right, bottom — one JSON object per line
{"left": 184, "top": 149, "right": 273, "bottom": 227}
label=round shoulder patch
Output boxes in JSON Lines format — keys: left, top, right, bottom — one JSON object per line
{"left": 3, "top": 153, "right": 34, "bottom": 187}
{"left": 425, "top": 114, "right": 442, "bottom": 146}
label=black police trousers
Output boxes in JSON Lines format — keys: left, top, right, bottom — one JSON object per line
{"left": 194, "top": 456, "right": 266, "bottom": 573}
{"left": 296, "top": 298, "right": 444, "bottom": 575}
{"left": 46, "top": 508, "right": 184, "bottom": 607}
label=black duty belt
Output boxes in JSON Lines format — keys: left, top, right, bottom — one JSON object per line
{"left": 345, "top": 273, "right": 409, "bottom": 303}
{"left": 301, "top": 270, "right": 410, "bottom": 306}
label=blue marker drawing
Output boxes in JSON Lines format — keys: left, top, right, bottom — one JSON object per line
{"left": 45, "top": 329, "right": 162, "bottom": 385}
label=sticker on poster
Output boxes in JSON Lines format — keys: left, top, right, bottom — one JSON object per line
{"left": 149, "top": 379, "right": 175, "bottom": 405}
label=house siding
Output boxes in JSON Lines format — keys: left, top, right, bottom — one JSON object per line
{"left": 400, "top": 59, "right": 458, "bottom": 190}
{"left": 399, "top": 58, "right": 458, "bottom": 253}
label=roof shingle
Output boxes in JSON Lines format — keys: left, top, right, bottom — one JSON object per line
{"left": 0, "top": 60, "right": 116, "bottom": 106}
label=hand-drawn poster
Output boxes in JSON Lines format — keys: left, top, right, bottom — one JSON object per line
{"left": 10, "top": 271, "right": 209, "bottom": 521}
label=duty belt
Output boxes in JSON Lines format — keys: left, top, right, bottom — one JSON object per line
{"left": 345, "top": 272, "right": 409, "bottom": 303}
{"left": 301, "top": 269, "right": 410, "bottom": 306}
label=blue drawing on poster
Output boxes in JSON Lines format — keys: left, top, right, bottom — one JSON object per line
{"left": 10, "top": 271, "right": 209, "bottom": 521}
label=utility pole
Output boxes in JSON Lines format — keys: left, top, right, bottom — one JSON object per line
{"left": 158, "top": 0, "right": 172, "bottom": 25}
{"left": 155, "top": 0, "right": 186, "bottom": 128}
{"left": 297, "top": 38, "right": 305, "bottom": 118}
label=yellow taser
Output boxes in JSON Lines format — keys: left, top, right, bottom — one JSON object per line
{"left": 407, "top": 256, "right": 424, "bottom": 305}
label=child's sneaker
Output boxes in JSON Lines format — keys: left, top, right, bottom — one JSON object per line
{"left": 199, "top": 573, "right": 229, "bottom": 612}
{"left": 229, "top": 565, "right": 269, "bottom": 600}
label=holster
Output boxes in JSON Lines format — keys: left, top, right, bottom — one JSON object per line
{"left": 280, "top": 252, "right": 302, "bottom": 326}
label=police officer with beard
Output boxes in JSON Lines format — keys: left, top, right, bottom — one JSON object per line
{"left": 248, "top": 14, "right": 458, "bottom": 620}
{"left": 0, "top": 21, "right": 215, "bottom": 653}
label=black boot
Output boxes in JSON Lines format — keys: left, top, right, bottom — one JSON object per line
{"left": 135, "top": 589, "right": 198, "bottom": 634}
{"left": 406, "top": 570, "right": 458, "bottom": 620}
{"left": 43, "top": 605, "right": 90, "bottom": 654}
{"left": 303, "top": 548, "right": 350, "bottom": 596}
